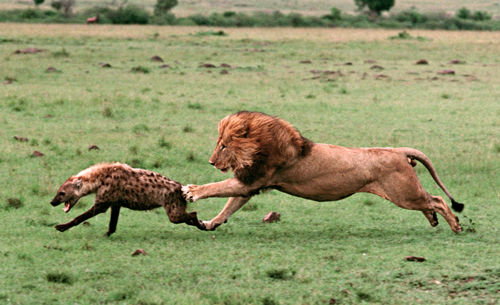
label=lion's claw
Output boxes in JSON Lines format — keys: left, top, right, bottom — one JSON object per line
{"left": 181, "top": 185, "right": 197, "bottom": 202}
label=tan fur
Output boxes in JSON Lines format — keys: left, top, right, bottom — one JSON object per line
{"left": 183, "top": 111, "right": 464, "bottom": 233}
{"left": 50, "top": 162, "right": 205, "bottom": 236}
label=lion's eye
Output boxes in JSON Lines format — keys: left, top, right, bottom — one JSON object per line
{"left": 220, "top": 144, "right": 226, "bottom": 151}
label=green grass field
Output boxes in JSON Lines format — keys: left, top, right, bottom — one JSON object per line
{"left": 1, "top": 24, "right": 499, "bottom": 304}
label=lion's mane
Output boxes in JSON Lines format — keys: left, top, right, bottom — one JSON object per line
{"left": 218, "top": 111, "right": 313, "bottom": 184}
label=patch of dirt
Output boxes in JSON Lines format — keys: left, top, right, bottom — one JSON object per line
{"left": 151, "top": 55, "right": 164, "bottom": 62}
{"left": 14, "top": 48, "right": 45, "bottom": 54}
{"left": 32, "top": 150, "right": 44, "bottom": 157}
{"left": 13, "top": 136, "right": 28, "bottom": 142}
{"left": 438, "top": 70, "right": 455, "bottom": 75}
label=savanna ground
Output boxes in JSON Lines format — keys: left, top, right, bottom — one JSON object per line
{"left": 2, "top": 0, "right": 500, "bottom": 17}
{"left": 1, "top": 24, "right": 499, "bottom": 304}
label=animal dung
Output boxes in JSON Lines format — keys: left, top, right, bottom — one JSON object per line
{"left": 14, "top": 48, "right": 45, "bottom": 54}
{"left": 99, "top": 62, "right": 112, "bottom": 68}
{"left": 370, "top": 65, "right": 384, "bottom": 70}
{"left": 448, "top": 59, "right": 465, "bottom": 64}
{"left": 13, "top": 136, "right": 28, "bottom": 142}
{"left": 88, "top": 144, "right": 100, "bottom": 151}
{"left": 262, "top": 211, "right": 281, "bottom": 223}
{"left": 199, "top": 63, "right": 216, "bottom": 68}
{"left": 45, "top": 67, "right": 61, "bottom": 73}
{"left": 151, "top": 55, "right": 164, "bottom": 62}
{"left": 132, "top": 249, "right": 147, "bottom": 256}
{"left": 32, "top": 150, "right": 44, "bottom": 157}
{"left": 415, "top": 59, "right": 429, "bottom": 65}
{"left": 437, "top": 70, "right": 455, "bottom": 75}
{"left": 404, "top": 256, "right": 426, "bottom": 262}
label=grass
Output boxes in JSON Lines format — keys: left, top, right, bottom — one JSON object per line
{"left": 0, "top": 24, "right": 499, "bottom": 304}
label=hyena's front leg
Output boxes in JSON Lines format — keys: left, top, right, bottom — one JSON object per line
{"left": 106, "top": 205, "right": 121, "bottom": 236}
{"left": 55, "top": 203, "right": 109, "bottom": 232}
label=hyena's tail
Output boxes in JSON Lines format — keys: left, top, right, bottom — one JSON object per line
{"left": 399, "top": 147, "right": 465, "bottom": 212}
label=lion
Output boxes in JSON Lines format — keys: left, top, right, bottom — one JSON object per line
{"left": 183, "top": 111, "right": 464, "bottom": 233}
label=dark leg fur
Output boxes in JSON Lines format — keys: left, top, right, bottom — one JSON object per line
{"left": 107, "top": 205, "right": 121, "bottom": 236}
{"left": 55, "top": 203, "right": 110, "bottom": 232}
{"left": 432, "top": 211, "right": 438, "bottom": 224}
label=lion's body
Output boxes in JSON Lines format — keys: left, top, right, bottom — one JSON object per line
{"left": 183, "top": 111, "right": 464, "bottom": 233}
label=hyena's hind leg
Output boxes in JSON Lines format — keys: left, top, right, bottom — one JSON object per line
{"left": 164, "top": 200, "right": 206, "bottom": 230}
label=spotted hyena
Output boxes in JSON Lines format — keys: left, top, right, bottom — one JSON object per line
{"left": 50, "top": 162, "right": 205, "bottom": 236}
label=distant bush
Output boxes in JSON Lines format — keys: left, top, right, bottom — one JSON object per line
{"left": 456, "top": 7, "right": 492, "bottom": 21}
{"left": 0, "top": 5, "right": 498, "bottom": 30}
{"left": 472, "top": 10, "right": 491, "bottom": 21}
{"left": 150, "top": 12, "right": 176, "bottom": 25}
{"left": 394, "top": 9, "right": 428, "bottom": 25}
{"left": 154, "top": 0, "right": 178, "bottom": 16}
{"left": 107, "top": 4, "right": 149, "bottom": 24}
{"left": 456, "top": 7, "right": 471, "bottom": 19}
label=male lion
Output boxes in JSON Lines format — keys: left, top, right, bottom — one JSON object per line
{"left": 183, "top": 111, "right": 464, "bottom": 233}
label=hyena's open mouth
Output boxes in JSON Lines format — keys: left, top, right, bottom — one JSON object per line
{"left": 63, "top": 201, "right": 76, "bottom": 213}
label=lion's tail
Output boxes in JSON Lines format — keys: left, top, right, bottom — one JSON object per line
{"left": 399, "top": 147, "right": 465, "bottom": 212}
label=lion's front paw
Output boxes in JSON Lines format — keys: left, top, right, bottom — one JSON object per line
{"left": 203, "top": 220, "right": 222, "bottom": 231}
{"left": 182, "top": 184, "right": 200, "bottom": 202}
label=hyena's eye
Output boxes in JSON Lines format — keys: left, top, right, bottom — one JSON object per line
{"left": 59, "top": 191, "right": 66, "bottom": 196}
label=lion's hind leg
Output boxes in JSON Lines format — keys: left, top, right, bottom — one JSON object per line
{"left": 422, "top": 210, "right": 439, "bottom": 227}
{"left": 430, "top": 195, "right": 461, "bottom": 233}
{"left": 362, "top": 171, "right": 460, "bottom": 233}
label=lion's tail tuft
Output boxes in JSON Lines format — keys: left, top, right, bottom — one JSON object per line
{"left": 451, "top": 198, "right": 465, "bottom": 212}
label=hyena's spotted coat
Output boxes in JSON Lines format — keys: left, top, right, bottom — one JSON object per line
{"left": 50, "top": 162, "right": 205, "bottom": 236}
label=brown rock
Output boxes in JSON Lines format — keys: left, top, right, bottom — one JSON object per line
{"left": 32, "top": 151, "right": 44, "bottom": 157}
{"left": 437, "top": 70, "right": 455, "bottom": 75}
{"left": 404, "top": 256, "right": 426, "bottom": 262}
{"left": 151, "top": 55, "right": 164, "bottom": 62}
{"left": 13, "top": 136, "right": 28, "bottom": 142}
{"left": 262, "top": 211, "right": 281, "bottom": 223}
{"left": 415, "top": 59, "right": 429, "bottom": 65}
{"left": 132, "top": 249, "right": 147, "bottom": 256}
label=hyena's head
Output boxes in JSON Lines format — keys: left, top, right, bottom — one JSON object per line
{"left": 50, "top": 176, "right": 83, "bottom": 213}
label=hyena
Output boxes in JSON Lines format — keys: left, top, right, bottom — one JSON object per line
{"left": 50, "top": 162, "right": 205, "bottom": 236}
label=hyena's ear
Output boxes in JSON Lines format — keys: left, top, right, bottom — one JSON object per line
{"left": 72, "top": 178, "right": 82, "bottom": 189}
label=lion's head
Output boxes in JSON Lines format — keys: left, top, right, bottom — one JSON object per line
{"left": 209, "top": 111, "right": 313, "bottom": 184}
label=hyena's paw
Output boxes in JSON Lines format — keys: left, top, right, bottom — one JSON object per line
{"left": 55, "top": 223, "right": 70, "bottom": 232}
{"left": 181, "top": 184, "right": 200, "bottom": 202}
